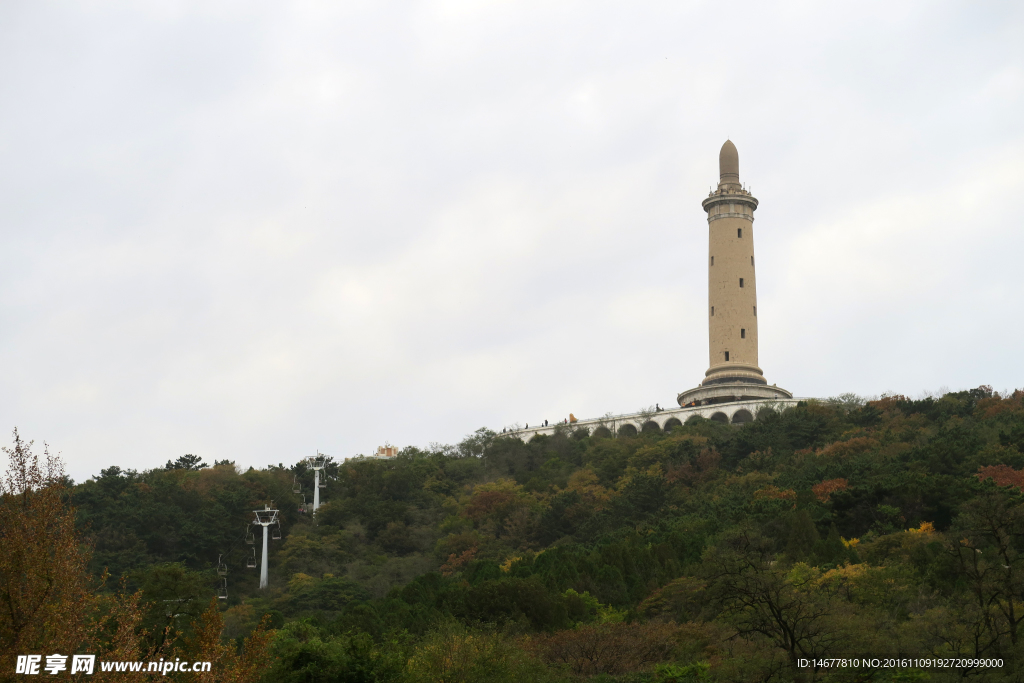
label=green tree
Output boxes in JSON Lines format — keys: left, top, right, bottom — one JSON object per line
{"left": 165, "top": 454, "right": 208, "bottom": 470}
{"left": 701, "top": 529, "right": 850, "bottom": 675}
{"left": 266, "top": 621, "right": 403, "bottom": 683}
{"left": 406, "top": 621, "right": 554, "bottom": 683}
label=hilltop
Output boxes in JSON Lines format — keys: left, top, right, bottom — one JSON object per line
{"left": 8, "top": 386, "right": 1024, "bottom": 681}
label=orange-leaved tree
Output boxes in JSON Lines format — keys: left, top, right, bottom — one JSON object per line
{"left": 0, "top": 429, "right": 94, "bottom": 674}
{"left": 182, "top": 600, "right": 273, "bottom": 683}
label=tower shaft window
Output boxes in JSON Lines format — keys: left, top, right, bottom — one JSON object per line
{"left": 710, "top": 256, "right": 714, "bottom": 266}
{"left": 739, "top": 278, "right": 744, "bottom": 287}
{"left": 741, "top": 328, "right": 746, "bottom": 338}
{"left": 711, "top": 306, "right": 715, "bottom": 316}
{"left": 725, "top": 351, "right": 730, "bottom": 361}
{"left": 751, "top": 256, "right": 754, "bottom": 266}
{"left": 737, "top": 228, "right": 742, "bottom": 238}
{"left": 753, "top": 306, "right": 757, "bottom": 316}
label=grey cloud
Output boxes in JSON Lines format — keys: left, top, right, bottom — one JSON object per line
{"left": 0, "top": 1, "right": 1022, "bottom": 481}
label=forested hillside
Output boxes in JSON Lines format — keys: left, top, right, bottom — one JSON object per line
{"left": 9, "top": 387, "right": 1024, "bottom": 682}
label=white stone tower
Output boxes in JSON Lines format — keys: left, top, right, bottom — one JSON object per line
{"left": 677, "top": 140, "right": 791, "bottom": 407}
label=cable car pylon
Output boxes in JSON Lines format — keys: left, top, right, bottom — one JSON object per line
{"left": 309, "top": 453, "right": 327, "bottom": 515}
{"left": 252, "top": 502, "right": 279, "bottom": 589}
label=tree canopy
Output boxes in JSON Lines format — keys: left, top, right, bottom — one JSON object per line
{"left": 11, "top": 386, "right": 1024, "bottom": 681}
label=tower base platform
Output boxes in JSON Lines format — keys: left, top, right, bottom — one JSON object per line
{"left": 677, "top": 382, "right": 793, "bottom": 407}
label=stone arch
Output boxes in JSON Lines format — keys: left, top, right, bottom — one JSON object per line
{"left": 592, "top": 426, "right": 612, "bottom": 439}
{"left": 731, "top": 409, "right": 754, "bottom": 424}
{"left": 756, "top": 406, "right": 777, "bottom": 421}
{"left": 710, "top": 412, "right": 729, "bottom": 424}
{"left": 571, "top": 426, "right": 590, "bottom": 440}
{"left": 617, "top": 424, "right": 638, "bottom": 437}
{"left": 685, "top": 414, "right": 705, "bottom": 425}
{"left": 641, "top": 421, "right": 661, "bottom": 434}
{"left": 663, "top": 417, "right": 683, "bottom": 432}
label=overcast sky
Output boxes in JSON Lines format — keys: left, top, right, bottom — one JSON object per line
{"left": 1, "top": 1, "right": 1022, "bottom": 482}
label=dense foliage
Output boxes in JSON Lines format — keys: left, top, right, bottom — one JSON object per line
{"left": 34, "top": 386, "right": 1024, "bottom": 680}
{"left": 0, "top": 433, "right": 272, "bottom": 683}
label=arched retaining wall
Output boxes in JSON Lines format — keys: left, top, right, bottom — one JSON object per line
{"left": 510, "top": 398, "right": 802, "bottom": 441}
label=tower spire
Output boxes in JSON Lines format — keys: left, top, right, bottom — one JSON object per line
{"left": 719, "top": 139, "right": 739, "bottom": 187}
